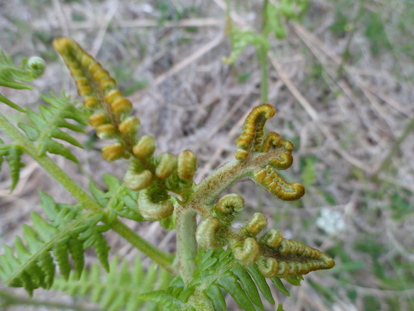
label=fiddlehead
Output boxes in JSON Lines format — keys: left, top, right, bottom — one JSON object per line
{"left": 54, "top": 38, "right": 198, "bottom": 221}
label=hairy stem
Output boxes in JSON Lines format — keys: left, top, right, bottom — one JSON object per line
{"left": 176, "top": 206, "right": 198, "bottom": 284}
{"left": 0, "top": 114, "right": 174, "bottom": 272}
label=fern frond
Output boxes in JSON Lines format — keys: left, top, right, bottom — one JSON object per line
{"left": 0, "top": 139, "right": 25, "bottom": 192}
{"left": 52, "top": 256, "right": 172, "bottom": 311}
{"left": 0, "top": 192, "right": 110, "bottom": 295}
{"left": 0, "top": 51, "right": 45, "bottom": 111}
{"left": 17, "top": 92, "right": 88, "bottom": 163}
{"left": 141, "top": 249, "right": 282, "bottom": 311}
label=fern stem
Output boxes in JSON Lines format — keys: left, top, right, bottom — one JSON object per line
{"left": 0, "top": 114, "right": 174, "bottom": 272}
{"left": 176, "top": 207, "right": 197, "bottom": 284}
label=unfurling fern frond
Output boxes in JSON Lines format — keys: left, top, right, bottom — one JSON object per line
{"left": 140, "top": 249, "right": 290, "bottom": 311}
{"left": 0, "top": 192, "right": 110, "bottom": 295}
{"left": 0, "top": 51, "right": 45, "bottom": 111}
{"left": 53, "top": 256, "right": 172, "bottom": 311}
{"left": 17, "top": 92, "right": 88, "bottom": 163}
{"left": 0, "top": 139, "right": 25, "bottom": 192}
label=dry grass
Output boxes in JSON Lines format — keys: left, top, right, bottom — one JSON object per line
{"left": 1, "top": 0, "right": 413, "bottom": 310}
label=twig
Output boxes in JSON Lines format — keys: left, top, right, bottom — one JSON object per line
{"left": 270, "top": 58, "right": 372, "bottom": 173}
{"left": 52, "top": 0, "right": 69, "bottom": 37}
{"left": 129, "top": 33, "right": 224, "bottom": 103}
{"left": 0, "top": 289, "right": 101, "bottom": 311}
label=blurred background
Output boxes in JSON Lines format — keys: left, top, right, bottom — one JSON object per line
{"left": 1, "top": 0, "right": 413, "bottom": 310}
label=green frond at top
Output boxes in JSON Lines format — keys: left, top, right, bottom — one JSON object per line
{"left": 17, "top": 92, "right": 88, "bottom": 163}
{"left": 0, "top": 192, "right": 110, "bottom": 296}
{"left": 0, "top": 51, "right": 45, "bottom": 112}
{"left": 0, "top": 51, "right": 45, "bottom": 90}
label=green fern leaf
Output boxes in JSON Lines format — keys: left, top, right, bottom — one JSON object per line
{"left": 205, "top": 284, "right": 226, "bottom": 311}
{"left": 5, "top": 145, "right": 24, "bottom": 192}
{"left": 17, "top": 92, "right": 87, "bottom": 163}
{"left": 217, "top": 272, "right": 256, "bottom": 311}
{"left": 0, "top": 140, "right": 25, "bottom": 192}
{"left": 0, "top": 194, "right": 110, "bottom": 294}
{"left": 270, "top": 277, "right": 290, "bottom": 297}
{"left": 53, "top": 256, "right": 172, "bottom": 311}
{"left": 0, "top": 50, "right": 45, "bottom": 92}
{"left": 231, "top": 265, "right": 264, "bottom": 310}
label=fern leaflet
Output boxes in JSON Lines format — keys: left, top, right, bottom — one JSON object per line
{"left": 17, "top": 92, "right": 88, "bottom": 163}
{"left": 0, "top": 139, "right": 25, "bottom": 192}
{"left": 0, "top": 192, "right": 110, "bottom": 295}
{"left": 139, "top": 249, "right": 291, "bottom": 311}
{"left": 52, "top": 256, "right": 172, "bottom": 311}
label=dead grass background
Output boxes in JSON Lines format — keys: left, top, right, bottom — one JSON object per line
{"left": 1, "top": 0, "right": 413, "bottom": 310}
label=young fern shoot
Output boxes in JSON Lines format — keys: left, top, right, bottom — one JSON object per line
{"left": 0, "top": 38, "right": 335, "bottom": 310}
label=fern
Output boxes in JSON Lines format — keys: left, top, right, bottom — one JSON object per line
{"left": 17, "top": 92, "right": 88, "bottom": 163}
{"left": 0, "top": 192, "right": 110, "bottom": 295}
{"left": 0, "top": 139, "right": 25, "bottom": 191}
{"left": 0, "top": 51, "right": 45, "bottom": 111}
{"left": 140, "top": 249, "right": 292, "bottom": 311}
{"left": 52, "top": 256, "right": 172, "bottom": 311}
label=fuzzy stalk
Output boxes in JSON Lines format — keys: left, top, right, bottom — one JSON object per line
{"left": 0, "top": 114, "right": 174, "bottom": 272}
{"left": 176, "top": 206, "right": 198, "bottom": 284}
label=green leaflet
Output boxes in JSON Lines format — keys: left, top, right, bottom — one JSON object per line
{"left": 0, "top": 50, "right": 45, "bottom": 111}
{"left": 0, "top": 51, "right": 45, "bottom": 90}
{"left": 0, "top": 192, "right": 110, "bottom": 295}
{"left": 270, "top": 277, "right": 290, "bottom": 297}
{"left": 0, "top": 142, "right": 25, "bottom": 192}
{"left": 16, "top": 92, "right": 87, "bottom": 163}
{"left": 54, "top": 256, "right": 172, "bottom": 311}
{"left": 148, "top": 249, "right": 280, "bottom": 311}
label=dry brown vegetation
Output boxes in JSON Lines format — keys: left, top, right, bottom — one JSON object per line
{"left": 1, "top": 0, "right": 413, "bottom": 310}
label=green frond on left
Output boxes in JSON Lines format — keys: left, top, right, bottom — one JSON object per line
{"left": 0, "top": 139, "right": 25, "bottom": 192}
{"left": 17, "top": 92, "right": 88, "bottom": 163}
{"left": 0, "top": 192, "right": 110, "bottom": 296}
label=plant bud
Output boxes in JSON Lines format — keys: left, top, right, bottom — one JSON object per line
{"left": 196, "top": 217, "right": 222, "bottom": 250}
{"left": 119, "top": 116, "right": 140, "bottom": 134}
{"left": 111, "top": 97, "right": 132, "bottom": 115}
{"left": 177, "top": 150, "right": 197, "bottom": 181}
{"left": 217, "top": 194, "right": 244, "bottom": 214}
{"left": 27, "top": 56, "right": 46, "bottom": 78}
{"left": 245, "top": 213, "right": 267, "bottom": 235}
{"left": 101, "top": 143, "right": 125, "bottom": 162}
{"left": 257, "top": 256, "right": 278, "bottom": 278}
{"left": 231, "top": 238, "right": 260, "bottom": 266}
{"left": 124, "top": 169, "right": 153, "bottom": 191}
{"left": 100, "top": 77, "right": 116, "bottom": 91}
{"left": 133, "top": 135, "right": 156, "bottom": 159}
{"left": 260, "top": 229, "right": 283, "bottom": 248}
{"left": 88, "top": 113, "right": 107, "bottom": 127}
{"left": 155, "top": 153, "right": 176, "bottom": 179}
{"left": 83, "top": 96, "right": 100, "bottom": 109}
{"left": 137, "top": 189, "right": 173, "bottom": 221}
{"left": 104, "top": 90, "right": 123, "bottom": 104}
{"left": 96, "top": 124, "right": 117, "bottom": 139}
